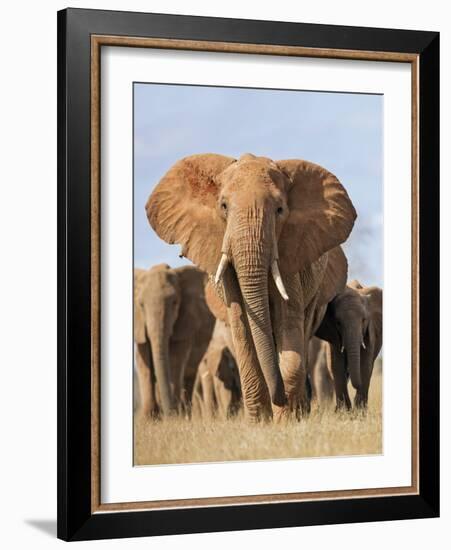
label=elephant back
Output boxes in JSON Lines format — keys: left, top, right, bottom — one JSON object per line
{"left": 173, "top": 265, "right": 215, "bottom": 344}
{"left": 174, "top": 265, "right": 208, "bottom": 298}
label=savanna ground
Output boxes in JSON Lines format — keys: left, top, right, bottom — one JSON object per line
{"left": 134, "top": 367, "right": 382, "bottom": 466}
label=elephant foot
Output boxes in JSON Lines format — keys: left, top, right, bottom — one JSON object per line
{"left": 299, "top": 394, "right": 311, "bottom": 418}
{"left": 335, "top": 397, "right": 352, "bottom": 412}
{"left": 272, "top": 404, "right": 291, "bottom": 423}
{"left": 139, "top": 407, "right": 160, "bottom": 422}
{"left": 242, "top": 397, "right": 272, "bottom": 422}
{"left": 245, "top": 408, "right": 273, "bottom": 423}
{"left": 175, "top": 399, "right": 192, "bottom": 420}
{"left": 354, "top": 394, "right": 368, "bottom": 411}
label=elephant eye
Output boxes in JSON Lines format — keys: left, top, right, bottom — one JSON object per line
{"left": 221, "top": 202, "right": 227, "bottom": 211}
{"left": 276, "top": 206, "right": 284, "bottom": 215}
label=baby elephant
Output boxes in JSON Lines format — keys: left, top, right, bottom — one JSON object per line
{"left": 192, "top": 320, "right": 241, "bottom": 419}
{"left": 316, "top": 280, "right": 382, "bottom": 409}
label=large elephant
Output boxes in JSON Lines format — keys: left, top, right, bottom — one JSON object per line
{"left": 146, "top": 153, "right": 356, "bottom": 420}
{"left": 134, "top": 263, "right": 215, "bottom": 417}
{"left": 316, "top": 280, "right": 383, "bottom": 409}
{"left": 192, "top": 319, "right": 241, "bottom": 419}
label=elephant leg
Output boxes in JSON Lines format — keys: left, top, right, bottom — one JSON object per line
{"left": 135, "top": 342, "right": 158, "bottom": 418}
{"left": 276, "top": 324, "right": 306, "bottom": 419}
{"left": 354, "top": 346, "right": 374, "bottom": 409}
{"left": 278, "top": 342, "right": 306, "bottom": 419}
{"left": 191, "top": 369, "right": 203, "bottom": 419}
{"left": 354, "top": 389, "right": 368, "bottom": 409}
{"left": 271, "top": 273, "right": 307, "bottom": 420}
{"left": 308, "top": 356, "right": 320, "bottom": 407}
{"left": 213, "top": 376, "right": 232, "bottom": 419}
{"left": 205, "top": 348, "right": 229, "bottom": 419}
{"left": 222, "top": 323, "right": 236, "bottom": 360}
{"left": 201, "top": 367, "right": 217, "bottom": 419}
{"left": 302, "top": 295, "right": 324, "bottom": 413}
{"left": 314, "top": 348, "right": 334, "bottom": 405}
{"left": 169, "top": 339, "right": 192, "bottom": 414}
{"left": 327, "top": 344, "right": 351, "bottom": 410}
{"left": 223, "top": 269, "right": 271, "bottom": 422}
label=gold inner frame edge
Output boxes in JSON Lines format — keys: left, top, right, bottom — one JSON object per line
{"left": 90, "top": 35, "right": 420, "bottom": 514}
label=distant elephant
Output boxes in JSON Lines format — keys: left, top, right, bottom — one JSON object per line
{"left": 146, "top": 153, "right": 356, "bottom": 421}
{"left": 316, "top": 280, "right": 383, "bottom": 409}
{"left": 192, "top": 319, "right": 241, "bottom": 419}
{"left": 308, "top": 336, "right": 334, "bottom": 406}
{"left": 134, "top": 263, "right": 215, "bottom": 417}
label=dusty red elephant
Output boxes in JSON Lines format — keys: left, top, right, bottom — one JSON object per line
{"left": 146, "top": 153, "right": 356, "bottom": 421}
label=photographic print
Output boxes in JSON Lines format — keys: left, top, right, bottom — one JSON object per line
{"left": 133, "top": 83, "right": 383, "bottom": 466}
{"left": 58, "top": 10, "right": 439, "bottom": 539}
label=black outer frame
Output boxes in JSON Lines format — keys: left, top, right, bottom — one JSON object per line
{"left": 57, "top": 8, "right": 439, "bottom": 542}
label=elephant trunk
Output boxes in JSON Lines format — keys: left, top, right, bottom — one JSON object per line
{"left": 344, "top": 330, "right": 362, "bottom": 390}
{"left": 231, "top": 211, "right": 286, "bottom": 407}
{"left": 148, "top": 317, "right": 174, "bottom": 416}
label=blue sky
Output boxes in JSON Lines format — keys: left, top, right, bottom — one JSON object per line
{"left": 134, "top": 83, "right": 383, "bottom": 287}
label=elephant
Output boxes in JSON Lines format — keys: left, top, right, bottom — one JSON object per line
{"left": 134, "top": 263, "right": 215, "bottom": 417}
{"left": 316, "top": 280, "right": 383, "bottom": 409}
{"left": 192, "top": 319, "right": 241, "bottom": 419}
{"left": 308, "top": 336, "right": 334, "bottom": 406}
{"left": 146, "top": 153, "right": 356, "bottom": 421}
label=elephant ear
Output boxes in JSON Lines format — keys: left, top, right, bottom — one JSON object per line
{"left": 362, "top": 286, "right": 383, "bottom": 350}
{"left": 133, "top": 269, "right": 147, "bottom": 344}
{"left": 315, "top": 306, "right": 340, "bottom": 348}
{"left": 146, "top": 154, "right": 236, "bottom": 275}
{"left": 276, "top": 159, "right": 357, "bottom": 274}
{"left": 315, "top": 247, "right": 349, "bottom": 348}
{"left": 317, "top": 246, "right": 348, "bottom": 307}
{"left": 348, "top": 279, "right": 363, "bottom": 290}
{"left": 310, "top": 246, "right": 348, "bottom": 335}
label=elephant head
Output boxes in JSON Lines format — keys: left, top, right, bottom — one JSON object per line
{"left": 134, "top": 263, "right": 182, "bottom": 415}
{"left": 328, "top": 285, "right": 367, "bottom": 390}
{"left": 146, "top": 153, "right": 356, "bottom": 408}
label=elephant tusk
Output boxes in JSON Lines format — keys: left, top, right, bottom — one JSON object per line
{"left": 271, "top": 260, "right": 289, "bottom": 301}
{"left": 340, "top": 345, "right": 345, "bottom": 353}
{"left": 361, "top": 341, "right": 366, "bottom": 350}
{"left": 215, "top": 253, "right": 229, "bottom": 285}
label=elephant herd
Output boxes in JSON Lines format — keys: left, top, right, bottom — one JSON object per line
{"left": 135, "top": 153, "right": 383, "bottom": 422}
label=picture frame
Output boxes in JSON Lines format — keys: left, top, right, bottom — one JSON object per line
{"left": 57, "top": 7, "right": 439, "bottom": 541}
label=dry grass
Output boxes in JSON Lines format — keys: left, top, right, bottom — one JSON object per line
{"left": 134, "top": 370, "right": 382, "bottom": 466}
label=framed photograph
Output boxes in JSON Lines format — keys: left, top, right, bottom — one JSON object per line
{"left": 57, "top": 8, "right": 439, "bottom": 541}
